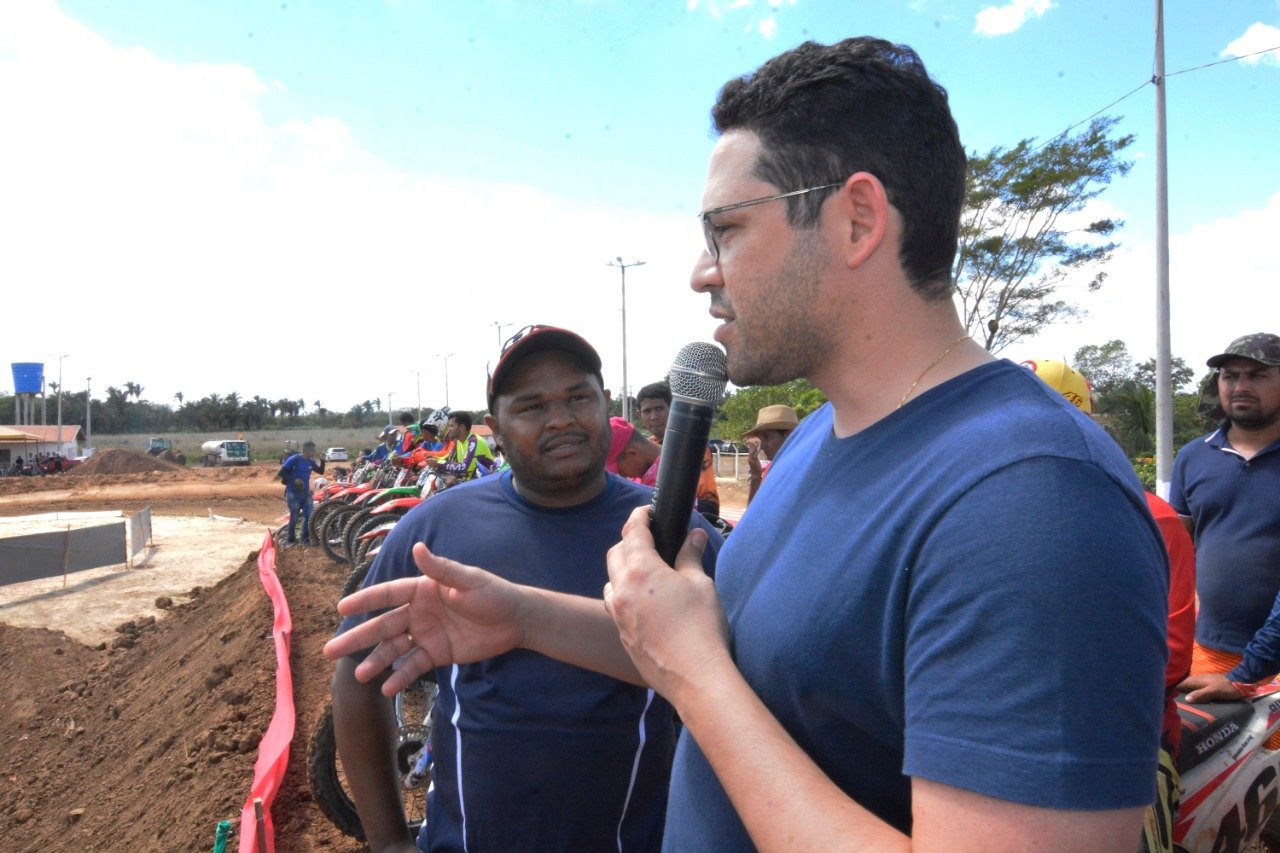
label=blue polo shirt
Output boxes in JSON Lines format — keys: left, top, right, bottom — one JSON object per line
{"left": 1169, "top": 423, "right": 1280, "bottom": 652}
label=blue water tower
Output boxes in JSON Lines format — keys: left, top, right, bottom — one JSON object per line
{"left": 11, "top": 363, "right": 44, "bottom": 394}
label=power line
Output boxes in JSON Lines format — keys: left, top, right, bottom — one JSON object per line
{"left": 1029, "top": 43, "right": 1280, "bottom": 152}
{"left": 1031, "top": 80, "right": 1151, "bottom": 152}
{"left": 1165, "top": 44, "right": 1280, "bottom": 78}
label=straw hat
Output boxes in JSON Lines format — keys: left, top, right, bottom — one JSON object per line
{"left": 742, "top": 404, "right": 800, "bottom": 439}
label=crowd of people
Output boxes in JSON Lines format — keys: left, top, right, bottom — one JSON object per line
{"left": 276, "top": 410, "right": 506, "bottom": 546}
{"left": 312, "top": 35, "right": 1280, "bottom": 853}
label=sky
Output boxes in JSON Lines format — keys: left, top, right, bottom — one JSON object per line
{"left": 1, "top": 0, "right": 1277, "bottom": 415}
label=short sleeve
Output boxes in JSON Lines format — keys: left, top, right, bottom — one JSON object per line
{"left": 902, "top": 456, "right": 1168, "bottom": 810}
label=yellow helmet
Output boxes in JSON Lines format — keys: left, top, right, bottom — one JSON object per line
{"left": 1021, "top": 359, "right": 1093, "bottom": 414}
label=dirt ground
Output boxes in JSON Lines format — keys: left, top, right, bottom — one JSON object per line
{"left": 0, "top": 452, "right": 752, "bottom": 851}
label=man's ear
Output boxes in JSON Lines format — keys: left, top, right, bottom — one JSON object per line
{"left": 829, "top": 171, "right": 890, "bottom": 271}
{"left": 484, "top": 414, "right": 500, "bottom": 442}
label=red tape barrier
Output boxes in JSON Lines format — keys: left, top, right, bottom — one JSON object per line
{"left": 239, "top": 532, "right": 295, "bottom": 853}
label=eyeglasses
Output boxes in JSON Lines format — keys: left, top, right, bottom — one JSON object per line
{"left": 699, "top": 182, "right": 843, "bottom": 263}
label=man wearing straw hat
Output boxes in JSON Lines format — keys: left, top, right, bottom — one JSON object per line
{"left": 741, "top": 404, "right": 799, "bottom": 505}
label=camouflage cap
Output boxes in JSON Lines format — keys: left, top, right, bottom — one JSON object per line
{"left": 1205, "top": 332, "right": 1280, "bottom": 368}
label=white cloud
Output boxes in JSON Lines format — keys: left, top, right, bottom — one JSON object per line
{"left": 688, "top": 0, "right": 796, "bottom": 39}
{"left": 1221, "top": 22, "right": 1280, "bottom": 66}
{"left": 0, "top": 1, "right": 715, "bottom": 412}
{"left": 974, "top": 0, "right": 1054, "bottom": 37}
{"left": 1004, "top": 190, "right": 1280, "bottom": 381}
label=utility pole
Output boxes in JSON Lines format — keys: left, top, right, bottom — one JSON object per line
{"left": 387, "top": 392, "right": 395, "bottom": 426}
{"left": 491, "top": 321, "right": 512, "bottom": 350}
{"left": 1153, "top": 0, "right": 1173, "bottom": 497}
{"left": 85, "top": 377, "right": 92, "bottom": 449}
{"left": 436, "top": 353, "right": 454, "bottom": 408}
{"left": 606, "top": 257, "right": 645, "bottom": 421}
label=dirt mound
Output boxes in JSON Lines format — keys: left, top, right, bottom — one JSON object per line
{"left": 0, "top": 545, "right": 360, "bottom": 851}
{"left": 72, "top": 448, "right": 189, "bottom": 477}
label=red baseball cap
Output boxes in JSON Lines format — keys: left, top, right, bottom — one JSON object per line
{"left": 487, "top": 325, "right": 604, "bottom": 413}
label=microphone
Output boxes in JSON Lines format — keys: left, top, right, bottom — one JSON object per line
{"left": 649, "top": 342, "right": 728, "bottom": 565}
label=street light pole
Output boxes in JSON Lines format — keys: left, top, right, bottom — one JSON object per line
{"left": 55, "top": 354, "right": 68, "bottom": 455}
{"left": 436, "top": 353, "right": 454, "bottom": 408}
{"left": 606, "top": 258, "right": 645, "bottom": 421}
{"left": 411, "top": 370, "right": 425, "bottom": 419}
{"left": 387, "top": 392, "right": 395, "bottom": 426}
{"left": 491, "top": 321, "right": 512, "bottom": 350}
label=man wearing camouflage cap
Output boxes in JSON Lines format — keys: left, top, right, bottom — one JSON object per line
{"left": 1172, "top": 333, "right": 1280, "bottom": 702}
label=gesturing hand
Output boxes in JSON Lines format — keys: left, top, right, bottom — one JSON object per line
{"left": 604, "top": 507, "right": 730, "bottom": 707}
{"left": 323, "top": 542, "right": 526, "bottom": 696}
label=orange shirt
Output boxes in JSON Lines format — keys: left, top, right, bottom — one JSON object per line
{"left": 1145, "top": 491, "right": 1196, "bottom": 754}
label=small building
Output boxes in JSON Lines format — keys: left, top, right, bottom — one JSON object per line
{"left": 0, "top": 424, "right": 84, "bottom": 466}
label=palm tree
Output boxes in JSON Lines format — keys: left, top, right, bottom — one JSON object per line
{"left": 174, "top": 391, "right": 184, "bottom": 406}
{"left": 1105, "top": 380, "right": 1155, "bottom": 457}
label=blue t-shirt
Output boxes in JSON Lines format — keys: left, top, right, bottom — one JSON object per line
{"left": 338, "top": 470, "right": 721, "bottom": 853}
{"left": 279, "top": 453, "right": 321, "bottom": 495}
{"left": 1169, "top": 423, "right": 1280, "bottom": 653}
{"left": 662, "top": 360, "right": 1168, "bottom": 849}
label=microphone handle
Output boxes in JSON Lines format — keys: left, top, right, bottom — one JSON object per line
{"left": 649, "top": 399, "right": 714, "bottom": 565}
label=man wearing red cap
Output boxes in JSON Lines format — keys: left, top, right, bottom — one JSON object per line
{"left": 329, "top": 325, "right": 720, "bottom": 852}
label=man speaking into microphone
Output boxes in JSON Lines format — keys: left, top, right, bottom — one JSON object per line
{"left": 329, "top": 37, "right": 1167, "bottom": 853}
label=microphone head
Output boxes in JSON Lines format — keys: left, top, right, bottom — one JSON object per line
{"left": 669, "top": 342, "right": 728, "bottom": 406}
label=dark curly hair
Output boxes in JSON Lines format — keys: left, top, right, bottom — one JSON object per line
{"left": 711, "top": 37, "right": 965, "bottom": 300}
{"left": 636, "top": 382, "right": 672, "bottom": 406}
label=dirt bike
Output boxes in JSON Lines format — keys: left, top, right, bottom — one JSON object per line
{"left": 1174, "top": 683, "right": 1280, "bottom": 851}
{"left": 309, "top": 672, "right": 439, "bottom": 841}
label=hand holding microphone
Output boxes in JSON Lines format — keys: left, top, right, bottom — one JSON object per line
{"left": 648, "top": 342, "right": 728, "bottom": 565}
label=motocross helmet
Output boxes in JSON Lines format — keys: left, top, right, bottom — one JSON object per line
{"left": 424, "top": 407, "right": 452, "bottom": 433}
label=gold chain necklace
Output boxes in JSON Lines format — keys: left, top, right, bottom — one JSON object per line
{"left": 898, "top": 335, "right": 970, "bottom": 409}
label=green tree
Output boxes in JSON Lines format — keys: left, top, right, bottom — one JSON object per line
{"left": 1135, "top": 357, "right": 1194, "bottom": 395}
{"left": 1072, "top": 340, "right": 1135, "bottom": 398}
{"left": 1073, "top": 341, "right": 1217, "bottom": 458}
{"left": 1105, "top": 380, "right": 1155, "bottom": 456}
{"left": 716, "top": 380, "right": 826, "bottom": 441}
{"left": 956, "top": 117, "right": 1134, "bottom": 352}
